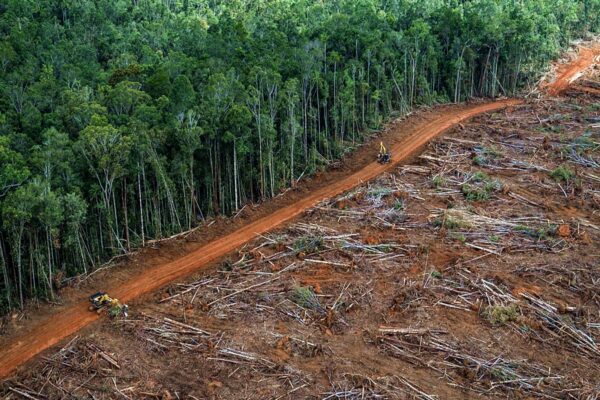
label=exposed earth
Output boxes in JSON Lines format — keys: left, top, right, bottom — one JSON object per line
{"left": 1, "top": 44, "right": 599, "bottom": 399}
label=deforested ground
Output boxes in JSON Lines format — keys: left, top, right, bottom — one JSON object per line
{"left": 2, "top": 68, "right": 600, "bottom": 400}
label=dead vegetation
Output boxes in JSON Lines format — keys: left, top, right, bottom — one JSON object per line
{"left": 2, "top": 69, "right": 600, "bottom": 399}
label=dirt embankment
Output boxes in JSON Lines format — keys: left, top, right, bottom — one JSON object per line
{"left": 0, "top": 44, "right": 597, "bottom": 382}
{"left": 543, "top": 45, "right": 600, "bottom": 96}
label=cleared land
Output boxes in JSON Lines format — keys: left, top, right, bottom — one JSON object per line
{"left": 0, "top": 102, "right": 521, "bottom": 380}
{"left": 1, "top": 47, "right": 599, "bottom": 399}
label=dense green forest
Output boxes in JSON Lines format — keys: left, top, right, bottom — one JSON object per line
{"left": 0, "top": 0, "right": 598, "bottom": 312}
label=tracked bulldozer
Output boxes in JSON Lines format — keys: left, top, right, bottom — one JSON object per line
{"left": 89, "top": 292, "right": 129, "bottom": 318}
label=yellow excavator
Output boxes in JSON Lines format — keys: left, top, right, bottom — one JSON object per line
{"left": 377, "top": 142, "right": 391, "bottom": 164}
{"left": 89, "top": 292, "right": 129, "bottom": 318}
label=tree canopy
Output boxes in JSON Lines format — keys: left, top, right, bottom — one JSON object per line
{"left": 0, "top": 0, "right": 597, "bottom": 312}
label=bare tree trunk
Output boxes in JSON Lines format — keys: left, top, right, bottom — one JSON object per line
{"left": 257, "top": 106, "right": 264, "bottom": 198}
{"left": 112, "top": 189, "right": 125, "bottom": 253}
{"left": 189, "top": 158, "right": 195, "bottom": 229}
{"left": 289, "top": 103, "right": 296, "bottom": 187}
{"left": 302, "top": 79, "right": 309, "bottom": 162}
{"left": 0, "top": 237, "right": 11, "bottom": 307}
{"left": 46, "top": 228, "right": 53, "bottom": 299}
{"left": 233, "top": 140, "right": 239, "bottom": 210}
{"left": 97, "top": 206, "right": 104, "bottom": 254}
{"left": 481, "top": 47, "right": 492, "bottom": 95}
{"left": 122, "top": 179, "right": 130, "bottom": 251}
{"left": 76, "top": 232, "right": 88, "bottom": 274}
{"left": 333, "top": 61, "right": 337, "bottom": 142}
{"left": 137, "top": 168, "right": 145, "bottom": 246}
{"left": 15, "top": 227, "right": 24, "bottom": 308}
{"left": 513, "top": 52, "right": 522, "bottom": 93}
{"left": 454, "top": 44, "right": 468, "bottom": 103}
{"left": 269, "top": 139, "right": 275, "bottom": 198}
{"left": 492, "top": 48, "right": 499, "bottom": 97}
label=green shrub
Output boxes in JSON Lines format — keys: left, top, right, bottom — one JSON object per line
{"left": 572, "top": 134, "right": 595, "bottom": 150}
{"left": 482, "top": 304, "right": 520, "bottom": 325}
{"left": 461, "top": 184, "right": 491, "bottom": 201}
{"left": 430, "top": 270, "right": 443, "bottom": 279}
{"left": 434, "top": 216, "right": 463, "bottom": 229}
{"left": 550, "top": 165, "right": 575, "bottom": 182}
{"left": 488, "top": 235, "right": 501, "bottom": 243}
{"left": 490, "top": 366, "right": 519, "bottom": 381}
{"left": 516, "top": 224, "right": 556, "bottom": 240}
{"left": 432, "top": 175, "right": 446, "bottom": 188}
{"left": 484, "top": 146, "right": 502, "bottom": 158}
{"left": 293, "top": 235, "right": 325, "bottom": 254}
{"left": 472, "top": 171, "right": 490, "bottom": 183}
{"left": 484, "top": 180, "right": 503, "bottom": 192}
{"left": 221, "top": 259, "right": 234, "bottom": 271}
{"left": 473, "top": 155, "right": 487, "bottom": 166}
{"left": 450, "top": 232, "right": 467, "bottom": 243}
{"left": 393, "top": 199, "right": 404, "bottom": 210}
{"left": 290, "top": 286, "right": 323, "bottom": 312}
{"left": 461, "top": 172, "right": 502, "bottom": 202}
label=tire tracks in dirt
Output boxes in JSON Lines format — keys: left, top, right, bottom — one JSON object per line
{"left": 0, "top": 46, "right": 597, "bottom": 381}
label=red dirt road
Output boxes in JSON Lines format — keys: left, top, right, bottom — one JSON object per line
{"left": 545, "top": 46, "right": 599, "bottom": 96}
{"left": 0, "top": 100, "right": 520, "bottom": 379}
{"left": 0, "top": 46, "right": 596, "bottom": 381}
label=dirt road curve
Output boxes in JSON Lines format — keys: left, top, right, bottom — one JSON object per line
{"left": 0, "top": 46, "right": 596, "bottom": 381}
{"left": 546, "top": 46, "right": 599, "bottom": 96}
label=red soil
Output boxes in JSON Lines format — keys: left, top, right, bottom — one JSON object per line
{"left": 0, "top": 44, "right": 596, "bottom": 381}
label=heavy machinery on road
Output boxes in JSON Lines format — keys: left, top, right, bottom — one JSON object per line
{"left": 89, "top": 292, "right": 129, "bottom": 318}
{"left": 377, "top": 142, "right": 391, "bottom": 164}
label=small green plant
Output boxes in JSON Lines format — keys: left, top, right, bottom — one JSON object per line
{"left": 588, "top": 103, "right": 600, "bottom": 112}
{"left": 488, "top": 234, "right": 501, "bottom": 243}
{"left": 434, "top": 216, "right": 463, "bottom": 229}
{"left": 472, "top": 171, "right": 490, "bottom": 183}
{"left": 290, "top": 286, "right": 323, "bottom": 312}
{"left": 519, "top": 324, "right": 531, "bottom": 334}
{"left": 473, "top": 147, "right": 502, "bottom": 166}
{"left": 550, "top": 165, "right": 575, "bottom": 182}
{"left": 432, "top": 175, "right": 445, "bottom": 188}
{"left": 221, "top": 259, "right": 234, "bottom": 271}
{"left": 485, "top": 180, "right": 503, "bottom": 192}
{"left": 461, "top": 184, "right": 491, "bottom": 201}
{"left": 393, "top": 199, "right": 404, "bottom": 210}
{"left": 483, "top": 146, "right": 502, "bottom": 158}
{"left": 473, "top": 155, "right": 487, "bottom": 166}
{"left": 378, "top": 244, "right": 393, "bottom": 253}
{"left": 461, "top": 172, "right": 502, "bottom": 202}
{"left": 489, "top": 365, "right": 519, "bottom": 381}
{"left": 515, "top": 224, "right": 556, "bottom": 240}
{"left": 451, "top": 233, "right": 466, "bottom": 243}
{"left": 482, "top": 304, "right": 520, "bottom": 325}
{"left": 293, "top": 235, "right": 325, "bottom": 254}
{"left": 572, "top": 134, "right": 595, "bottom": 150}
{"left": 430, "top": 270, "right": 443, "bottom": 279}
